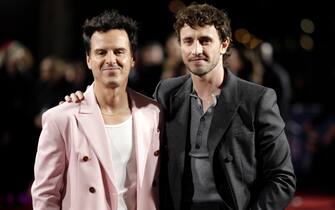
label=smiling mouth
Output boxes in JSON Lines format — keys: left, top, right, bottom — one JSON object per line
{"left": 190, "top": 59, "right": 206, "bottom": 63}
{"left": 103, "top": 67, "right": 120, "bottom": 71}
{"left": 190, "top": 57, "right": 206, "bottom": 61}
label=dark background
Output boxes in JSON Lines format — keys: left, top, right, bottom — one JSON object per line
{"left": 1, "top": 0, "right": 334, "bottom": 105}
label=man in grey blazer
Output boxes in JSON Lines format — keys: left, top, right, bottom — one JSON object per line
{"left": 153, "top": 3, "right": 296, "bottom": 210}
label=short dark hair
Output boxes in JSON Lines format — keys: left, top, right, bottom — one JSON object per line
{"left": 82, "top": 10, "right": 138, "bottom": 55}
{"left": 174, "top": 3, "right": 232, "bottom": 44}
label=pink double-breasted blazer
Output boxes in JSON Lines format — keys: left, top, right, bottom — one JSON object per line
{"left": 31, "top": 85, "right": 162, "bottom": 210}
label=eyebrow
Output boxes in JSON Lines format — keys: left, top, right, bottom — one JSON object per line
{"left": 114, "top": 47, "right": 127, "bottom": 52}
{"left": 93, "top": 47, "right": 128, "bottom": 52}
{"left": 182, "top": 35, "right": 213, "bottom": 41}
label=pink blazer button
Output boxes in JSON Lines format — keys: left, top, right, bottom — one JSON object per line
{"left": 83, "top": 156, "right": 89, "bottom": 162}
{"left": 89, "top": 187, "right": 96, "bottom": 193}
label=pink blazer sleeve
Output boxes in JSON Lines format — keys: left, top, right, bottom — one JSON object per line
{"left": 31, "top": 111, "right": 66, "bottom": 210}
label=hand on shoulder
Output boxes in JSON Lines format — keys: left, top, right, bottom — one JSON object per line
{"left": 59, "top": 90, "right": 85, "bottom": 104}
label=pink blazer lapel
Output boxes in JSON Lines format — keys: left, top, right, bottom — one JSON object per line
{"left": 75, "top": 85, "right": 117, "bottom": 190}
{"left": 74, "top": 86, "right": 155, "bottom": 195}
{"left": 129, "top": 90, "right": 152, "bottom": 188}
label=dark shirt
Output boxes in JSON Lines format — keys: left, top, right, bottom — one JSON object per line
{"left": 189, "top": 90, "right": 223, "bottom": 202}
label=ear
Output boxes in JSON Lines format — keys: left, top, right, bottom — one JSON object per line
{"left": 220, "top": 39, "right": 230, "bottom": 55}
{"left": 86, "top": 54, "right": 92, "bottom": 70}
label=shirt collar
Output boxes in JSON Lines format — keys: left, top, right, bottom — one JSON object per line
{"left": 190, "top": 88, "right": 220, "bottom": 107}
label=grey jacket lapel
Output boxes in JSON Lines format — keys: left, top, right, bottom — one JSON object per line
{"left": 208, "top": 70, "right": 241, "bottom": 156}
{"left": 166, "top": 77, "right": 192, "bottom": 174}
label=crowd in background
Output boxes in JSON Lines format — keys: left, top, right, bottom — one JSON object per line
{"left": 0, "top": 40, "right": 91, "bottom": 207}
{"left": 0, "top": 34, "right": 334, "bottom": 207}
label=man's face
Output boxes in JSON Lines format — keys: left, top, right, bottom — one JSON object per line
{"left": 86, "top": 29, "right": 134, "bottom": 88}
{"left": 179, "top": 24, "right": 228, "bottom": 77}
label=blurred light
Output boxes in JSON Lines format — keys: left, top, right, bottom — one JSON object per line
{"left": 249, "top": 37, "right": 262, "bottom": 49}
{"left": 169, "top": 0, "right": 185, "bottom": 13}
{"left": 234, "top": 28, "right": 251, "bottom": 44}
{"left": 300, "top": 18, "right": 315, "bottom": 34}
{"left": 300, "top": 34, "right": 314, "bottom": 51}
{"left": 291, "top": 196, "right": 303, "bottom": 207}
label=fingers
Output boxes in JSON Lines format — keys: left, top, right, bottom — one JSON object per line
{"left": 75, "top": 91, "right": 84, "bottom": 100}
{"left": 64, "top": 95, "right": 72, "bottom": 103}
{"left": 70, "top": 93, "right": 79, "bottom": 102}
{"left": 61, "top": 91, "right": 84, "bottom": 105}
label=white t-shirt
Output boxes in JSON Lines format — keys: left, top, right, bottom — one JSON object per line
{"left": 105, "top": 116, "right": 135, "bottom": 210}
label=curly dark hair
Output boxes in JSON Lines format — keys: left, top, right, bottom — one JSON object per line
{"left": 174, "top": 3, "right": 232, "bottom": 48}
{"left": 82, "top": 10, "right": 138, "bottom": 56}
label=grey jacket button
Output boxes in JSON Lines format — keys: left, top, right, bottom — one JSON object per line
{"left": 224, "top": 154, "right": 233, "bottom": 163}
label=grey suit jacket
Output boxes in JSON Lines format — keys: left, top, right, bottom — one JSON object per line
{"left": 154, "top": 69, "right": 296, "bottom": 210}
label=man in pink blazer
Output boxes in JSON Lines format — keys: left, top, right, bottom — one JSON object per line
{"left": 31, "top": 10, "right": 162, "bottom": 210}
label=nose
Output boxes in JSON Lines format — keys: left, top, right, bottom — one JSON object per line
{"left": 106, "top": 51, "right": 117, "bottom": 65}
{"left": 191, "top": 41, "right": 203, "bottom": 55}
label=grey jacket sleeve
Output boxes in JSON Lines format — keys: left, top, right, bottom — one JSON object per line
{"left": 252, "top": 88, "right": 296, "bottom": 210}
